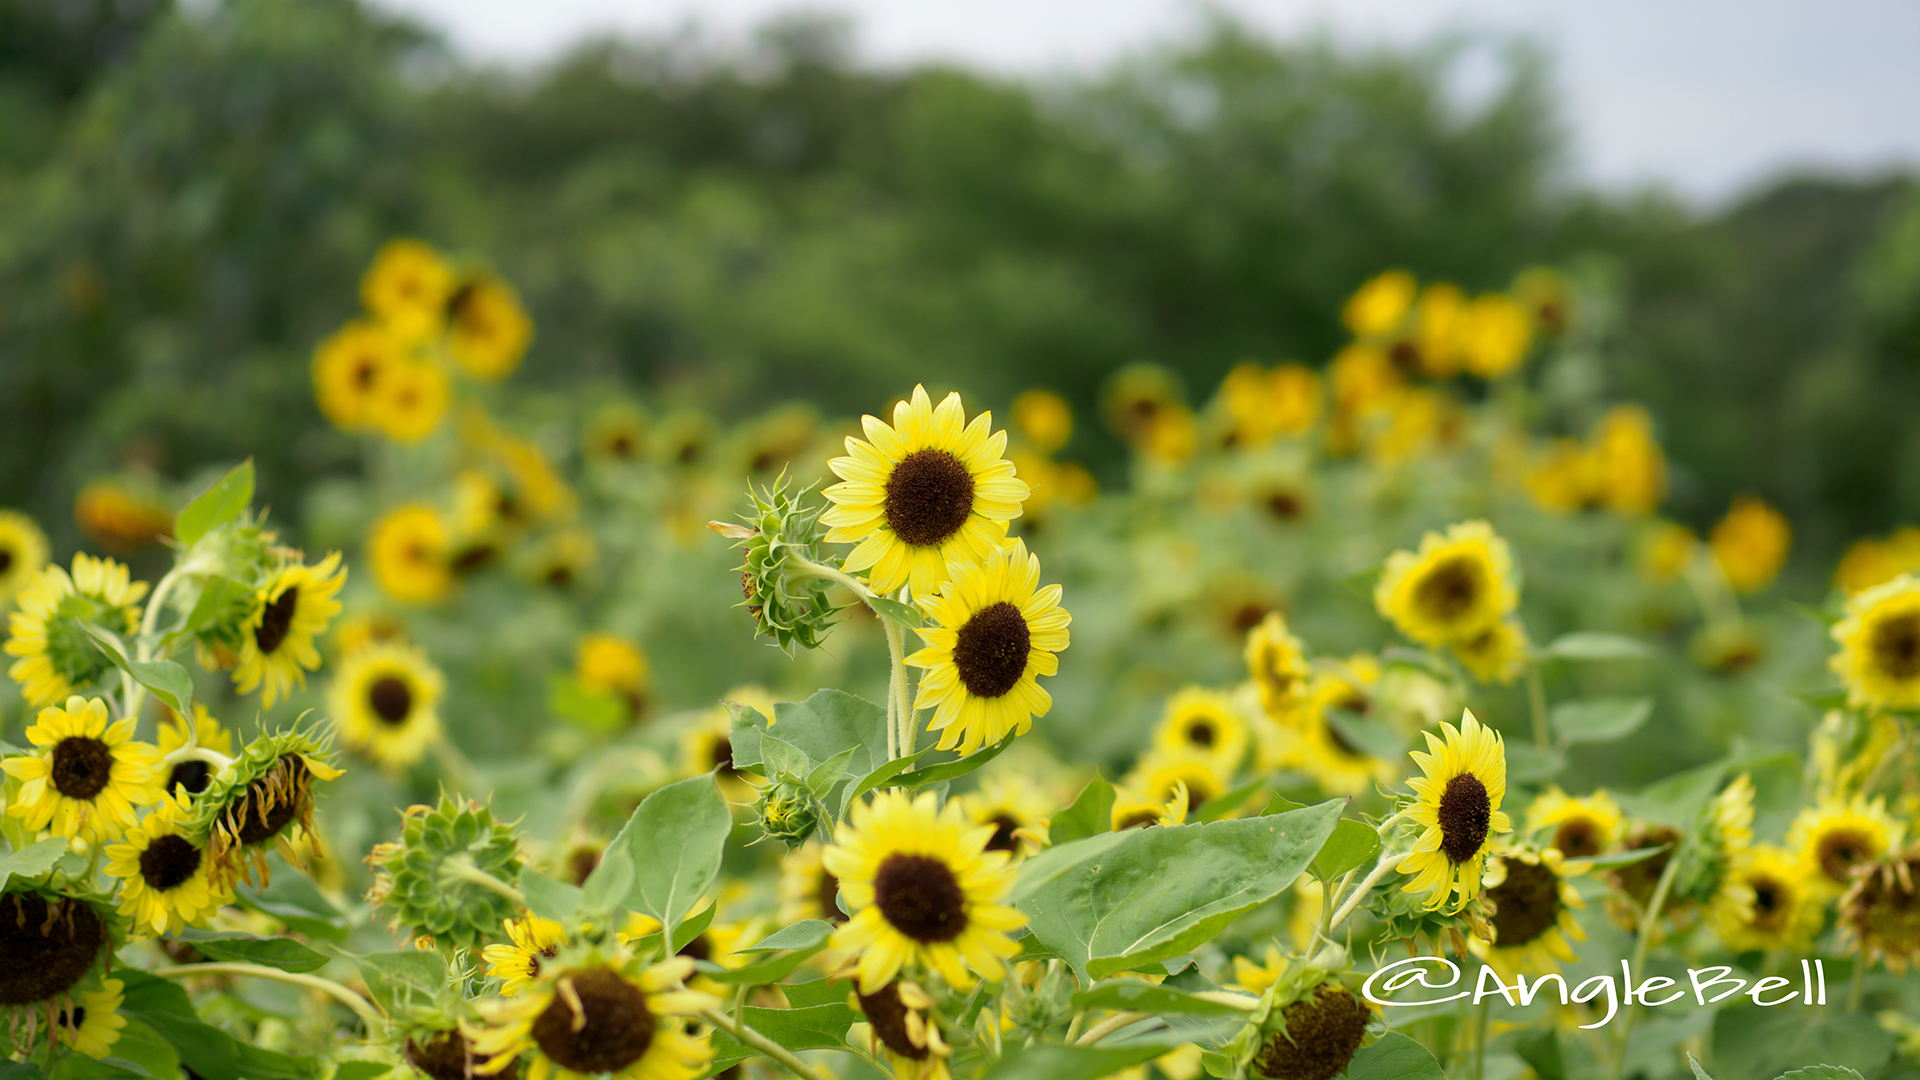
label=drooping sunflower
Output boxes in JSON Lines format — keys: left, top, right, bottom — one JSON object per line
{"left": 1245, "top": 612, "right": 1312, "bottom": 717}
{"left": 3, "top": 696, "right": 159, "bottom": 843}
{"left": 54, "top": 977, "right": 127, "bottom": 1059}
{"left": 1398, "top": 710, "right": 1512, "bottom": 914}
{"left": 192, "top": 731, "right": 344, "bottom": 890}
{"left": 1451, "top": 618, "right": 1529, "bottom": 686}
{"left": 1787, "top": 796, "right": 1905, "bottom": 895}
{"left": 104, "top": 791, "right": 232, "bottom": 936}
{"left": 369, "top": 504, "right": 453, "bottom": 604}
{"left": 1525, "top": 786, "right": 1622, "bottom": 861}
{"left": 361, "top": 239, "right": 452, "bottom": 342}
{"left": 1374, "top": 520, "right": 1518, "bottom": 647}
{"left": 332, "top": 641, "right": 445, "bottom": 771}
{"left": 822, "top": 385, "right": 1030, "bottom": 598}
{"left": 1709, "top": 845, "right": 1821, "bottom": 953}
{"left": 232, "top": 552, "right": 346, "bottom": 709}
{"left": 482, "top": 914, "right": 568, "bottom": 998}
{"left": 957, "top": 775, "right": 1055, "bottom": 860}
{"left": 850, "top": 979, "right": 953, "bottom": 1080}
{"left": 823, "top": 789, "right": 1027, "bottom": 993}
{"left": 6, "top": 553, "right": 148, "bottom": 707}
{"left": 155, "top": 705, "right": 235, "bottom": 798}
{"left": 466, "top": 957, "right": 716, "bottom": 1080}
{"left": 1152, "top": 687, "right": 1252, "bottom": 774}
{"left": 0, "top": 508, "right": 49, "bottom": 605}
{"left": 447, "top": 274, "right": 533, "bottom": 381}
{"left": 906, "top": 538, "right": 1069, "bottom": 756}
{"left": 1839, "top": 849, "right": 1920, "bottom": 974}
{"left": 312, "top": 320, "right": 404, "bottom": 430}
{"left": 1830, "top": 574, "right": 1920, "bottom": 711}
{"left": 1468, "top": 847, "right": 1587, "bottom": 977}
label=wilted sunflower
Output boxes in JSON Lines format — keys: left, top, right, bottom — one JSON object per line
{"left": 155, "top": 706, "right": 234, "bottom": 798}
{"left": 466, "top": 957, "right": 716, "bottom": 1080}
{"left": 1830, "top": 574, "right": 1920, "bottom": 711}
{"left": 1710, "top": 845, "right": 1821, "bottom": 953}
{"left": 362, "top": 239, "right": 452, "bottom": 342}
{"left": 333, "top": 641, "right": 444, "bottom": 771}
{"left": 1839, "top": 850, "right": 1920, "bottom": 974}
{"left": 233, "top": 552, "right": 346, "bottom": 709}
{"left": 851, "top": 979, "right": 952, "bottom": 1080}
{"left": 6, "top": 553, "right": 148, "bottom": 707}
{"left": 1787, "top": 796, "right": 1904, "bottom": 895}
{"left": 104, "top": 790, "right": 232, "bottom": 937}
{"left": 312, "top": 321, "right": 404, "bottom": 430}
{"left": 3, "top": 696, "right": 159, "bottom": 843}
{"left": 1374, "top": 520, "right": 1518, "bottom": 648}
{"left": 822, "top": 385, "right": 1029, "bottom": 598}
{"left": 404, "top": 1029, "right": 521, "bottom": 1080}
{"left": 193, "top": 731, "right": 344, "bottom": 889}
{"left": 1398, "top": 710, "right": 1512, "bottom": 913}
{"left": 907, "top": 538, "right": 1069, "bottom": 755}
{"left": 370, "top": 505, "right": 452, "bottom": 604}
{"left": 51, "top": 976, "right": 127, "bottom": 1060}
{"left": 1525, "top": 786, "right": 1622, "bottom": 861}
{"left": 1245, "top": 612, "right": 1312, "bottom": 717}
{"left": 1152, "top": 687, "right": 1252, "bottom": 774}
{"left": 823, "top": 789, "right": 1026, "bottom": 993}
{"left": 1468, "top": 847, "right": 1587, "bottom": 977}
{"left": 483, "top": 914, "right": 568, "bottom": 998}
{"left": 0, "top": 508, "right": 49, "bottom": 605}
{"left": 1451, "top": 618, "right": 1529, "bottom": 686}
{"left": 447, "top": 274, "right": 533, "bottom": 381}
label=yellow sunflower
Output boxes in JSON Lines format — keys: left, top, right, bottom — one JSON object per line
{"left": 3, "top": 696, "right": 159, "bottom": 843}
{"left": 957, "top": 775, "right": 1055, "bottom": 860}
{"left": 368, "top": 359, "right": 450, "bottom": 443}
{"left": 586, "top": 402, "right": 649, "bottom": 465}
{"left": 906, "top": 538, "right": 1069, "bottom": 755}
{"left": 0, "top": 508, "right": 50, "bottom": 606}
{"left": 311, "top": 320, "right": 404, "bottom": 430}
{"left": 369, "top": 505, "right": 451, "bottom": 604}
{"left": 1398, "top": 710, "right": 1512, "bottom": 913}
{"left": 1374, "top": 520, "right": 1518, "bottom": 647}
{"left": 1151, "top": 687, "right": 1251, "bottom": 775}
{"left": 577, "top": 632, "right": 649, "bottom": 716}
{"left": 822, "top": 384, "right": 1030, "bottom": 598}
{"left": 851, "top": 978, "right": 954, "bottom": 1080}
{"left": 1468, "top": 847, "right": 1587, "bottom": 978}
{"left": 1787, "top": 796, "right": 1904, "bottom": 894}
{"left": 778, "top": 841, "right": 850, "bottom": 926}
{"left": 1830, "top": 574, "right": 1920, "bottom": 711}
{"left": 1229, "top": 945, "right": 1291, "bottom": 995}
{"left": 1638, "top": 521, "right": 1699, "bottom": 584}
{"left": 1709, "top": 845, "right": 1821, "bottom": 953}
{"left": 1451, "top": 618, "right": 1529, "bottom": 685}
{"left": 332, "top": 641, "right": 444, "bottom": 771}
{"left": 447, "top": 274, "right": 533, "bottom": 381}
{"left": 55, "top": 977, "right": 127, "bottom": 1059}
{"left": 6, "top": 553, "right": 148, "bottom": 707}
{"left": 232, "top": 552, "right": 346, "bottom": 709}
{"left": 823, "top": 789, "right": 1027, "bottom": 993}
{"left": 155, "top": 705, "right": 235, "bottom": 798}
{"left": 361, "top": 239, "right": 452, "bottom": 342}
{"left": 482, "top": 914, "right": 568, "bottom": 998}
{"left": 1295, "top": 698, "right": 1395, "bottom": 799}
{"left": 1343, "top": 270, "right": 1416, "bottom": 337}
{"left": 1459, "top": 293, "right": 1533, "bottom": 379}
{"left": 1245, "top": 612, "right": 1312, "bottom": 717}
{"left": 1710, "top": 496, "right": 1791, "bottom": 593}
{"left": 1011, "top": 389, "right": 1073, "bottom": 453}
{"left": 1127, "top": 750, "right": 1229, "bottom": 817}
{"left": 1110, "top": 782, "right": 1191, "bottom": 830}
{"left": 1524, "top": 786, "right": 1622, "bottom": 861}
{"left": 466, "top": 958, "right": 716, "bottom": 1080}
{"left": 73, "top": 481, "right": 172, "bottom": 552}
{"left": 104, "top": 790, "right": 232, "bottom": 936}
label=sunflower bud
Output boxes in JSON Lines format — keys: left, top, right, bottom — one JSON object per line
{"left": 756, "top": 780, "right": 824, "bottom": 850}
{"left": 366, "top": 794, "right": 526, "bottom": 949}
{"left": 711, "top": 472, "right": 839, "bottom": 655}
{"left": 1227, "top": 948, "right": 1373, "bottom": 1080}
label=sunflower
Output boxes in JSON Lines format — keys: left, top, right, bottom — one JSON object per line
{"left": 1230, "top": 945, "right": 1292, "bottom": 995}
{"left": 1468, "top": 847, "right": 1587, "bottom": 977}
{"left": 576, "top": 632, "right": 649, "bottom": 717}
{"left": 1638, "top": 521, "right": 1699, "bottom": 584}
{"left": 447, "top": 274, "right": 533, "bottom": 381}
{"left": 312, "top": 320, "right": 404, "bottom": 430}
{"left": 104, "top": 791, "right": 232, "bottom": 936}
{"left": 362, "top": 239, "right": 452, "bottom": 342}
{"left": 1710, "top": 496, "right": 1790, "bottom": 594}
{"left": 1787, "top": 796, "right": 1904, "bottom": 894}
{"left": 1374, "top": 521, "right": 1518, "bottom": 647}
{"left": 778, "top": 841, "right": 850, "bottom": 926}
{"left": 1397, "top": 710, "right": 1512, "bottom": 914}
{"left": 6, "top": 553, "right": 148, "bottom": 707}
{"left": 332, "top": 642, "right": 445, "bottom": 771}
{"left": 957, "top": 775, "right": 1054, "bottom": 860}
{"left": 483, "top": 914, "right": 568, "bottom": 997}
{"left": 1295, "top": 696, "right": 1395, "bottom": 799}
{"left": 1593, "top": 405, "right": 1667, "bottom": 515}
{"left": 1459, "top": 293, "right": 1533, "bottom": 379}
{"left": 680, "top": 706, "right": 752, "bottom": 801}
{"left": 369, "top": 359, "right": 450, "bottom": 443}
{"left": 822, "top": 385, "right": 1030, "bottom": 598}
{"left": 232, "top": 552, "right": 346, "bottom": 709}
{"left": 3, "top": 696, "right": 159, "bottom": 843}
{"left": 155, "top": 705, "right": 235, "bottom": 798}
{"left": 1344, "top": 270, "right": 1416, "bottom": 337}
{"left": 530, "top": 529, "right": 596, "bottom": 588}
{"left": 906, "top": 538, "right": 1069, "bottom": 756}
{"left": 0, "top": 508, "right": 49, "bottom": 605}
{"left": 1245, "top": 612, "right": 1312, "bottom": 717}
{"left": 1709, "top": 845, "right": 1821, "bottom": 953}
{"left": 332, "top": 611, "right": 408, "bottom": 659}
{"left": 53, "top": 977, "right": 126, "bottom": 1059}
{"left": 586, "top": 402, "right": 650, "bottom": 465}
{"left": 0, "top": 890, "right": 109, "bottom": 1010}
{"left": 1152, "top": 687, "right": 1252, "bottom": 774}
{"left": 823, "top": 789, "right": 1026, "bottom": 993}
{"left": 1830, "top": 574, "right": 1920, "bottom": 711}
{"left": 193, "top": 732, "right": 344, "bottom": 890}
{"left": 466, "top": 958, "right": 716, "bottom": 1080}
{"left": 1524, "top": 787, "right": 1622, "bottom": 861}
{"left": 1012, "top": 389, "right": 1073, "bottom": 453}
{"left": 850, "top": 979, "right": 953, "bottom": 1080}
{"left": 1839, "top": 850, "right": 1920, "bottom": 974}
{"left": 74, "top": 481, "right": 173, "bottom": 551}
{"left": 1109, "top": 782, "right": 1191, "bottom": 830}
{"left": 1451, "top": 618, "right": 1529, "bottom": 686}
{"left": 1129, "top": 750, "right": 1229, "bottom": 817}
{"left": 405, "top": 1029, "right": 520, "bottom": 1080}
{"left": 369, "top": 505, "right": 453, "bottom": 604}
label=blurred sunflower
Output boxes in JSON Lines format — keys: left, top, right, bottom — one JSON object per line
{"left": 1638, "top": 521, "right": 1699, "bottom": 584}
{"left": 3, "top": 695, "right": 159, "bottom": 843}
{"left": 312, "top": 320, "right": 403, "bottom": 430}
{"left": 1110, "top": 782, "right": 1191, "bottom": 830}
{"left": 1343, "top": 270, "right": 1415, "bottom": 337}
{"left": 1130, "top": 750, "right": 1229, "bottom": 817}
{"left": 681, "top": 707, "right": 751, "bottom": 801}
{"left": 1710, "top": 496, "right": 1790, "bottom": 593}
{"left": 155, "top": 706, "right": 233, "bottom": 798}
{"left": 1459, "top": 293, "right": 1533, "bottom": 378}
{"left": 1244, "top": 612, "right": 1311, "bottom": 717}
{"left": 447, "top": 274, "right": 532, "bottom": 381}
{"left": 1398, "top": 710, "right": 1511, "bottom": 913}
{"left": 1839, "top": 850, "right": 1920, "bottom": 974}
{"left": 1295, "top": 679, "right": 1396, "bottom": 799}
{"left": 54, "top": 977, "right": 126, "bottom": 1060}
{"left": 482, "top": 914, "right": 567, "bottom": 998}
{"left": 1525, "top": 787, "right": 1622, "bottom": 861}
{"left": 369, "top": 359, "right": 450, "bottom": 443}
{"left": 1592, "top": 405, "right": 1667, "bottom": 515}
{"left": 6, "top": 553, "right": 148, "bottom": 707}
{"left": 1830, "top": 574, "right": 1920, "bottom": 711}
{"left": 1152, "top": 687, "right": 1251, "bottom": 775}
{"left": 823, "top": 385, "right": 1029, "bottom": 598}
{"left": 332, "top": 642, "right": 444, "bottom": 771}
{"left": 823, "top": 789, "right": 1026, "bottom": 993}
{"left": 1451, "top": 618, "right": 1529, "bottom": 686}
{"left": 0, "top": 508, "right": 49, "bottom": 605}
{"left": 104, "top": 790, "right": 231, "bottom": 936}
{"left": 73, "top": 481, "right": 172, "bottom": 551}
{"left": 232, "top": 552, "right": 346, "bottom": 709}
{"left": 1788, "top": 796, "right": 1904, "bottom": 894}
{"left": 585, "top": 402, "right": 650, "bottom": 465}
{"left": 577, "top": 632, "right": 649, "bottom": 717}
{"left": 1374, "top": 520, "right": 1518, "bottom": 647}
{"left": 1011, "top": 389, "right": 1073, "bottom": 453}
{"left": 778, "top": 841, "right": 849, "bottom": 926}
{"left": 958, "top": 775, "right": 1054, "bottom": 859}
{"left": 361, "top": 239, "right": 452, "bottom": 342}
{"left": 1709, "top": 845, "right": 1821, "bottom": 953}
{"left": 466, "top": 958, "right": 716, "bottom": 1080}
{"left": 369, "top": 505, "right": 452, "bottom": 604}
{"left": 1468, "top": 847, "right": 1586, "bottom": 977}
{"left": 851, "top": 979, "right": 952, "bottom": 1080}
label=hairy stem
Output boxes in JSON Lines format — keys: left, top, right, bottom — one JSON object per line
{"left": 1326, "top": 851, "right": 1409, "bottom": 932}
{"left": 1075, "top": 1011, "right": 1152, "bottom": 1046}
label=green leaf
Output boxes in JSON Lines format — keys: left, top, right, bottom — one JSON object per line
{"left": 1577, "top": 844, "right": 1670, "bottom": 870}
{"left": 1324, "top": 707, "right": 1405, "bottom": 760}
{"left": 1012, "top": 799, "right": 1345, "bottom": 981}
{"left": 779, "top": 977, "right": 852, "bottom": 1009}
{"left": 982, "top": 1044, "right": 1171, "bottom": 1080}
{"left": 1552, "top": 697, "right": 1653, "bottom": 744}
{"left": 519, "top": 868, "right": 584, "bottom": 925}
{"left": 1342, "top": 1031, "right": 1446, "bottom": 1079}
{"left": 704, "top": 920, "right": 835, "bottom": 985}
{"left": 889, "top": 734, "right": 1015, "bottom": 789}
{"left": 165, "top": 574, "right": 249, "bottom": 644}
{"left": 594, "top": 775, "right": 731, "bottom": 952}
{"left": 1774, "top": 1067, "right": 1866, "bottom": 1080}
{"left": 1686, "top": 1052, "right": 1714, "bottom": 1080}
{"left": 0, "top": 837, "right": 67, "bottom": 892}
{"left": 49, "top": 1057, "right": 150, "bottom": 1079}
{"left": 804, "top": 747, "right": 858, "bottom": 796}
{"left": 865, "top": 595, "right": 922, "bottom": 628}
{"left": 1311, "top": 817, "right": 1382, "bottom": 883}
{"left": 736, "top": 919, "right": 835, "bottom": 954}
{"left": 79, "top": 625, "right": 195, "bottom": 716}
{"left": 731, "top": 691, "right": 888, "bottom": 811}
{"left": 0, "top": 1063, "right": 50, "bottom": 1080}
{"left": 1194, "top": 778, "right": 1267, "bottom": 822}
{"left": 1517, "top": 1028, "right": 1567, "bottom": 1080}
{"left": 1542, "top": 631, "right": 1650, "bottom": 660}
{"left": 174, "top": 460, "right": 254, "bottom": 548}
{"left": 1049, "top": 776, "right": 1116, "bottom": 845}
{"left": 707, "top": 1004, "right": 857, "bottom": 1068}
{"left": 352, "top": 950, "right": 447, "bottom": 1017}
{"left": 174, "top": 930, "right": 329, "bottom": 973}
{"left": 1712, "top": 1006, "right": 1893, "bottom": 1080}
{"left": 1070, "top": 980, "right": 1251, "bottom": 1017}
{"left": 1504, "top": 742, "right": 1566, "bottom": 784}
{"left": 331, "top": 1065, "right": 394, "bottom": 1080}
{"left": 116, "top": 971, "right": 315, "bottom": 1080}
{"left": 237, "top": 870, "right": 348, "bottom": 941}
{"left": 841, "top": 750, "right": 930, "bottom": 809}
{"left": 85, "top": 1020, "right": 178, "bottom": 1080}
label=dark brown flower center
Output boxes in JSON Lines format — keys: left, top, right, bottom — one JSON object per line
{"left": 406, "top": 1030, "right": 521, "bottom": 1080}
{"left": 369, "top": 676, "right": 413, "bottom": 725}
{"left": 873, "top": 854, "right": 968, "bottom": 943}
{"left": 0, "top": 547, "right": 13, "bottom": 573}
{"left": 1185, "top": 719, "right": 1218, "bottom": 747}
{"left": 451, "top": 544, "right": 497, "bottom": 574}
{"left": 232, "top": 755, "right": 310, "bottom": 846}
{"left": 984, "top": 814, "right": 1022, "bottom": 853}
{"left": 1413, "top": 556, "right": 1481, "bottom": 622}
{"left": 1437, "top": 773, "right": 1492, "bottom": 865}
{"left": 49, "top": 736, "right": 114, "bottom": 800}
{"left": 255, "top": 586, "right": 300, "bottom": 654}
{"left": 883, "top": 449, "right": 975, "bottom": 548}
{"left": 168, "top": 760, "right": 213, "bottom": 797}
{"left": 1750, "top": 876, "right": 1788, "bottom": 931}
{"left": 1871, "top": 612, "right": 1920, "bottom": 679}
{"left": 951, "top": 602, "right": 1030, "bottom": 699}
{"left": 710, "top": 737, "right": 736, "bottom": 776}
{"left": 1610, "top": 826, "right": 1680, "bottom": 904}
{"left": 1117, "top": 810, "right": 1160, "bottom": 829}
{"left": 140, "top": 834, "right": 204, "bottom": 892}
{"left": 530, "top": 968, "right": 655, "bottom": 1074}
{"left": 567, "top": 847, "right": 602, "bottom": 886}
{"left": 676, "top": 933, "right": 712, "bottom": 963}
{"left": 1267, "top": 492, "right": 1304, "bottom": 520}
{"left": 1487, "top": 859, "right": 1561, "bottom": 948}
{"left": 0, "top": 893, "right": 106, "bottom": 1006}
{"left": 1251, "top": 984, "right": 1369, "bottom": 1080}
{"left": 1553, "top": 818, "right": 1602, "bottom": 860}
{"left": 818, "top": 869, "right": 847, "bottom": 923}
{"left": 857, "top": 982, "right": 930, "bottom": 1061}
{"left": 1818, "top": 828, "right": 1875, "bottom": 884}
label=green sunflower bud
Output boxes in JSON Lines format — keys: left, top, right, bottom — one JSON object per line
{"left": 756, "top": 780, "right": 824, "bottom": 850}
{"left": 366, "top": 794, "right": 525, "bottom": 950}
{"left": 710, "top": 471, "right": 839, "bottom": 655}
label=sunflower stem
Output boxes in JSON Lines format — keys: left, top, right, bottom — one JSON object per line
{"left": 699, "top": 1006, "right": 835, "bottom": 1080}
{"left": 152, "top": 963, "right": 385, "bottom": 1033}
{"left": 1847, "top": 958, "right": 1867, "bottom": 1011}
{"left": 1326, "top": 851, "right": 1408, "bottom": 932}
{"left": 1074, "top": 1011, "right": 1151, "bottom": 1046}
{"left": 1613, "top": 846, "right": 1681, "bottom": 1078}
{"left": 440, "top": 855, "right": 526, "bottom": 908}
{"left": 1472, "top": 995, "right": 1490, "bottom": 1080}
{"left": 161, "top": 745, "right": 234, "bottom": 773}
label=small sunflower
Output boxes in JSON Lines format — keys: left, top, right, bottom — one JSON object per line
{"left": 1468, "top": 847, "right": 1587, "bottom": 977}
{"left": 1110, "top": 782, "right": 1191, "bottom": 830}
{"left": 466, "top": 958, "right": 717, "bottom": 1080}
{"left": 957, "top": 775, "right": 1054, "bottom": 860}
{"left": 104, "top": 791, "right": 231, "bottom": 937}
{"left": 447, "top": 274, "right": 533, "bottom": 381}
{"left": 586, "top": 402, "right": 649, "bottom": 465}
{"left": 906, "top": 538, "right": 1070, "bottom": 755}
{"left": 1152, "top": 687, "right": 1252, "bottom": 775}
{"left": 1710, "top": 845, "right": 1821, "bottom": 953}
{"left": 1128, "top": 750, "right": 1229, "bottom": 817}
{"left": 1710, "top": 496, "right": 1790, "bottom": 593}
{"left": 1344, "top": 270, "right": 1416, "bottom": 337}
{"left": 778, "top": 841, "right": 850, "bottom": 926}
{"left": 370, "top": 505, "right": 453, "bottom": 604}
{"left": 369, "top": 359, "right": 450, "bottom": 443}
{"left": 5, "top": 553, "right": 148, "bottom": 707}
{"left": 822, "top": 384, "right": 1030, "bottom": 598}
{"left": 3, "top": 696, "right": 159, "bottom": 843}
{"left": 823, "top": 789, "right": 1026, "bottom": 993}
{"left": 1451, "top": 618, "right": 1529, "bottom": 686}
{"left": 54, "top": 977, "right": 127, "bottom": 1059}
{"left": 1374, "top": 520, "right": 1518, "bottom": 647}
{"left": 155, "top": 705, "right": 235, "bottom": 798}
{"left": 483, "top": 914, "right": 568, "bottom": 998}
{"left": 1787, "top": 796, "right": 1904, "bottom": 894}
{"left": 312, "top": 320, "right": 403, "bottom": 430}
{"left": 332, "top": 642, "right": 445, "bottom": 771}
{"left": 680, "top": 706, "right": 752, "bottom": 801}
{"left": 1398, "top": 710, "right": 1512, "bottom": 914}
{"left": 0, "top": 890, "right": 109, "bottom": 1009}
{"left": 1525, "top": 786, "right": 1623, "bottom": 861}
{"left": 362, "top": 239, "right": 452, "bottom": 342}
{"left": 405, "top": 1029, "right": 520, "bottom": 1080}
{"left": 577, "top": 632, "right": 649, "bottom": 717}
{"left": 1011, "top": 389, "right": 1073, "bottom": 453}
{"left": 1245, "top": 612, "right": 1312, "bottom": 717}
{"left": 1839, "top": 850, "right": 1920, "bottom": 974}
{"left": 232, "top": 552, "right": 345, "bottom": 709}
{"left": 851, "top": 979, "right": 953, "bottom": 1080}
{"left": 1830, "top": 574, "right": 1920, "bottom": 711}
{"left": 1295, "top": 700, "right": 1395, "bottom": 799}
{"left": 0, "top": 508, "right": 50, "bottom": 605}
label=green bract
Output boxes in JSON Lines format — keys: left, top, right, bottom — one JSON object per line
{"left": 718, "top": 472, "right": 841, "bottom": 654}
{"left": 368, "top": 794, "right": 526, "bottom": 949}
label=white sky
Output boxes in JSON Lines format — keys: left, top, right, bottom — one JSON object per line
{"left": 373, "top": 0, "right": 1920, "bottom": 206}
